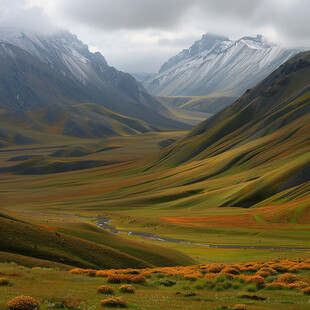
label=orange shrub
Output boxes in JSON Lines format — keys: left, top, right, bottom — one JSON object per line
{"left": 208, "top": 264, "right": 224, "bottom": 273}
{"left": 276, "top": 273, "right": 299, "bottom": 284}
{"left": 107, "top": 275, "right": 131, "bottom": 283}
{"left": 301, "top": 277, "right": 310, "bottom": 285}
{"left": 88, "top": 270, "right": 96, "bottom": 277}
{"left": 101, "top": 296, "right": 126, "bottom": 308}
{"left": 266, "top": 282, "right": 288, "bottom": 289}
{"left": 221, "top": 267, "right": 240, "bottom": 275}
{"left": 233, "top": 304, "right": 247, "bottom": 310}
{"left": 183, "top": 272, "right": 203, "bottom": 280}
{"left": 205, "top": 273, "right": 217, "bottom": 279}
{"left": 258, "top": 267, "right": 277, "bottom": 275}
{"left": 297, "top": 263, "right": 310, "bottom": 270}
{"left": 270, "top": 264, "right": 289, "bottom": 272}
{"left": 287, "top": 281, "right": 308, "bottom": 290}
{"left": 97, "top": 285, "right": 114, "bottom": 295}
{"left": 246, "top": 276, "right": 265, "bottom": 285}
{"left": 119, "top": 284, "right": 135, "bottom": 293}
{"left": 231, "top": 265, "right": 241, "bottom": 271}
{"left": 301, "top": 286, "right": 310, "bottom": 295}
{"left": 122, "top": 268, "right": 140, "bottom": 275}
{"left": 96, "top": 270, "right": 114, "bottom": 277}
{"left": 129, "top": 275, "right": 146, "bottom": 283}
{"left": 69, "top": 268, "right": 86, "bottom": 274}
{"left": 7, "top": 296, "right": 39, "bottom": 310}
{"left": 0, "top": 277, "right": 9, "bottom": 286}
{"left": 256, "top": 271, "right": 270, "bottom": 278}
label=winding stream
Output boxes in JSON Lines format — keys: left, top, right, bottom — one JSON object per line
{"left": 18, "top": 211, "right": 310, "bottom": 251}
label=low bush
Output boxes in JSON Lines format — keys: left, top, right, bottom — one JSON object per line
{"left": 107, "top": 275, "right": 130, "bottom": 283}
{"left": 275, "top": 273, "right": 298, "bottom": 284}
{"left": 101, "top": 296, "right": 126, "bottom": 308}
{"left": 233, "top": 304, "right": 247, "bottom": 310}
{"left": 7, "top": 296, "right": 40, "bottom": 310}
{"left": 270, "top": 264, "right": 289, "bottom": 272}
{"left": 208, "top": 264, "right": 224, "bottom": 273}
{"left": 98, "top": 285, "right": 114, "bottom": 295}
{"left": 301, "top": 286, "right": 310, "bottom": 295}
{"left": 88, "top": 270, "right": 96, "bottom": 277}
{"left": 69, "top": 268, "right": 86, "bottom": 274}
{"left": 96, "top": 270, "right": 111, "bottom": 277}
{"left": 287, "top": 281, "right": 308, "bottom": 290}
{"left": 245, "top": 276, "right": 265, "bottom": 286}
{"left": 221, "top": 267, "right": 240, "bottom": 275}
{"left": 119, "top": 284, "right": 135, "bottom": 294}
{"left": 205, "top": 273, "right": 217, "bottom": 279}
{"left": 130, "top": 275, "right": 146, "bottom": 283}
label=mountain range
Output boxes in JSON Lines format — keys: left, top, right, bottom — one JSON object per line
{"left": 0, "top": 28, "right": 187, "bottom": 144}
{"left": 144, "top": 34, "right": 302, "bottom": 102}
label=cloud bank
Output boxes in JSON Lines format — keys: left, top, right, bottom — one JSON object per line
{"left": 1, "top": 0, "right": 310, "bottom": 72}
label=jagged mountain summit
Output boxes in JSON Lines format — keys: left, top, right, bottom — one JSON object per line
{"left": 0, "top": 28, "right": 186, "bottom": 132}
{"left": 144, "top": 33, "right": 302, "bottom": 97}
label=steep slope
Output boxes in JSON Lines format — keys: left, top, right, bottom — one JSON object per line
{"left": 0, "top": 28, "right": 187, "bottom": 131}
{"left": 155, "top": 51, "right": 310, "bottom": 164}
{"left": 143, "top": 51, "right": 310, "bottom": 209}
{"left": 145, "top": 34, "right": 301, "bottom": 102}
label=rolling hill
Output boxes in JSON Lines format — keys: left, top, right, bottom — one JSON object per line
{"left": 0, "top": 210, "right": 193, "bottom": 269}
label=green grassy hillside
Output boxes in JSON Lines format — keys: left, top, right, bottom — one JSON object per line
{"left": 0, "top": 210, "right": 193, "bottom": 269}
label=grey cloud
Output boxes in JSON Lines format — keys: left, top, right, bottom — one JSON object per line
{"left": 59, "top": 0, "right": 192, "bottom": 30}
{"left": 1, "top": 0, "right": 310, "bottom": 72}
{"left": 195, "top": 0, "right": 266, "bottom": 20}
{"left": 0, "top": 0, "right": 58, "bottom": 34}
{"left": 56, "top": 0, "right": 310, "bottom": 46}
{"left": 157, "top": 35, "right": 199, "bottom": 48}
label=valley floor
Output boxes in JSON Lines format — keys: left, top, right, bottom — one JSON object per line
{"left": 1, "top": 259, "right": 310, "bottom": 309}
{"left": 0, "top": 130, "right": 309, "bottom": 267}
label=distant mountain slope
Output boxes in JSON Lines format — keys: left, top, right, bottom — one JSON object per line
{"left": 156, "top": 51, "right": 310, "bottom": 164}
{"left": 0, "top": 28, "right": 187, "bottom": 131}
{"left": 145, "top": 34, "right": 301, "bottom": 101}
{"left": 158, "top": 96, "right": 236, "bottom": 114}
{"left": 0, "top": 103, "right": 155, "bottom": 140}
{"left": 145, "top": 51, "right": 310, "bottom": 208}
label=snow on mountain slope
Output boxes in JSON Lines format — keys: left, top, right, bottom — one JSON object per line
{"left": 0, "top": 29, "right": 110, "bottom": 88}
{"left": 144, "top": 34, "right": 302, "bottom": 97}
{"left": 0, "top": 28, "right": 188, "bottom": 130}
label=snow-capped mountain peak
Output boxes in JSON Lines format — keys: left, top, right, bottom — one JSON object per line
{"left": 0, "top": 28, "right": 108, "bottom": 85}
{"left": 144, "top": 33, "right": 302, "bottom": 97}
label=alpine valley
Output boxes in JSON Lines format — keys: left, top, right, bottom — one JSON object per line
{"left": 0, "top": 24, "right": 309, "bottom": 310}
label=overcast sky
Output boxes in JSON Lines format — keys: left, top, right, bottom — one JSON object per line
{"left": 0, "top": 0, "right": 310, "bottom": 72}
